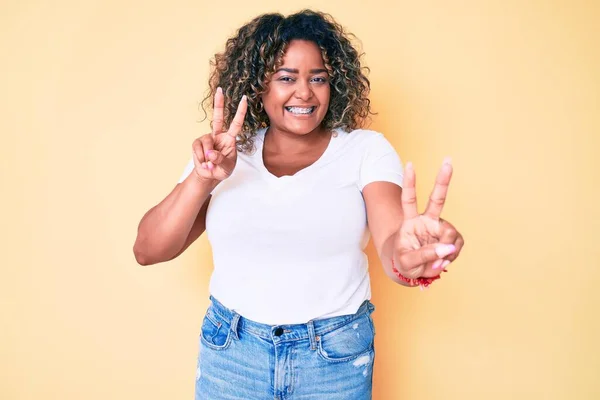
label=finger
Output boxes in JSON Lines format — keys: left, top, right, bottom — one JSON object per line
{"left": 431, "top": 225, "right": 458, "bottom": 269}
{"left": 200, "top": 134, "right": 216, "bottom": 169}
{"left": 192, "top": 138, "right": 206, "bottom": 165}
{"left": 401, "top": 162, "right": 419, "bottom": 219}
{"left": 207, "top": 149, "right": 234, "bottom": 175}
{"left": 397, "top": 242, "right": 457, "bottom": 271}
{"left": 439, "top": 222, "right": 458, "bottom": 245}
{"left": 205, "top": 149, "right": 225, "bottom": 165}
{"left": 225, "top": 95, "right": 248, "bottom": 140}
{"left": 424, "top": 157, "right": 453, "bottom": 219}
{"left": 445, "top": 234, "right": 464, "bottom": 263}
{"left": 192, "top": 140, "right": 209, "bottom": 173}
{"left": 212, "top": 87, "right": 225, "bottom": 136}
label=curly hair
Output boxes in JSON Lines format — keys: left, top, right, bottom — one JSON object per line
{"left": 200, "top": 9, "right": 373, "bottom": 154}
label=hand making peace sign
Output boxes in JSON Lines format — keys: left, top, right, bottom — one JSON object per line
{"left": 393, "top": 158, "right": 465, "bottom": 280}
{"left": 191, "top": 87, "right": 248, "bottom": 182}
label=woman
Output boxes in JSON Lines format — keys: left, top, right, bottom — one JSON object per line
{"left": 134, "top": 9, "right": 464, "bottom": 399}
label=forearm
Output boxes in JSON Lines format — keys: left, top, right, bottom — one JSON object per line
{"left": 379, "top": 231, "right": 418, "bottom": 287}
{"left": 133, "top": 173, "right": 217, "bottom": 265}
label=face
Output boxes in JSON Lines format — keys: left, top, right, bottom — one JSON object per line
{"left": 261, "top": 40, "right": 331, "bottom": 136}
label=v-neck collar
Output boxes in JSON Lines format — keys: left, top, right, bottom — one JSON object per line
{"left": 255, "top": 127, "right": 339, "bottom": 182}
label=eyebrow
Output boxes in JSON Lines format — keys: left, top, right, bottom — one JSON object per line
{"left": 275, "top": 68, "right": 328, "bottom": 74}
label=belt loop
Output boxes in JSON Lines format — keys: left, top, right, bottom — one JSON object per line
{"left": 367, "top": 300, "right": 375, "bottom": 314}
{"left": 230, "top": 313, "right": 241, "bottom": 340}
{"left": 307, "top": 320, "right": 317, "bottom": 351}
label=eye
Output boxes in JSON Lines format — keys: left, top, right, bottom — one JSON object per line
{"left": 311, "top": 76, "right": 328, "bottom": 84}
{"left": 278, "top": 76, "right": 295, "bottom": 82}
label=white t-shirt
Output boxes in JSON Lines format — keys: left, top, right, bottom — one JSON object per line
{"left": 178, "top": 127, "right": 404, "bottom": 324}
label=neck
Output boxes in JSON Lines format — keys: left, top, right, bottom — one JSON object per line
{"left": 264, "top": 126, "right": 330, "bottom": 154}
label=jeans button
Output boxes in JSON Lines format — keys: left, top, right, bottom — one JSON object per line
{"left": 274, "top": 327, "right": 284, "bottom": 336}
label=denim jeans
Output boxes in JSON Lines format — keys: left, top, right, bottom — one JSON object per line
{"left": 195, "top": 296, "right": 376, "bottom": 399}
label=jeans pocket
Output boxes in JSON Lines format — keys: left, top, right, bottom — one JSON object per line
{"left": 317, "top": 313, "right": 375, "bottom": 363}
{"left": 200, "top": 308, "right": 233, "bottom": 351}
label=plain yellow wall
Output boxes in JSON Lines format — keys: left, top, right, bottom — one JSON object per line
{"left": 2, "top": 0, "right": 599, "bottom": 399}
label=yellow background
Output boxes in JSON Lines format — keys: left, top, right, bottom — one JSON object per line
{"left": 2, "top": 0, "right": 599, "bottom": 399}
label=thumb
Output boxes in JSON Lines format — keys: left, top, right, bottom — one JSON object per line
{"left": 396, "top": 243, "right": 457, "bottom": 271}
{"left": 207, "top": 149, "right": 235, "bottom": 175}
{"left": 206, "top": 149, "right": 225, "bottom": 165}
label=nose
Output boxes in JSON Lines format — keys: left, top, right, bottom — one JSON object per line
{"left": 294, "top": 80, "right": 313, "bottom": 101}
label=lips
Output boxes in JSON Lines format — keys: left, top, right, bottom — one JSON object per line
{"left": 285, "top": 106, "right": 316, "bottom": 115}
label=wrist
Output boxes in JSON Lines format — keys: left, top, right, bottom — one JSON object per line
{"left": 186, "top": 171, "right": 219, "bottom": 193}
{"left": 391, "top": 258, "right": 442, "bottom": 289}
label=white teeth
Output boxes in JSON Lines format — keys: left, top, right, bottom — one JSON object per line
{"left": 286, "top": 107, "right": 314, "bottom": 114}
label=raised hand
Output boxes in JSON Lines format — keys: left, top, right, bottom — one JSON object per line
{"left": 192, "top": 87, "right": 247, "bottom": 182}
{"left": 393, "top": 158, "right": 465, "bottom": 280}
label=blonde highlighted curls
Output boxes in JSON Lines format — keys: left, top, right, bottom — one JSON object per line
{"left": 200, "top": 10, "right": 373, "bottom": 154}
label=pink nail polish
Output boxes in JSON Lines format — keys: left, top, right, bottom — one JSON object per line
{"left": 432, "top": 259, "right": 444, "bottom": 269}
{"left": 435, "top": 244, "right": 456, "bottom": 258}
{"left": 442, "top": 260, "right": 451, "bottom": 268}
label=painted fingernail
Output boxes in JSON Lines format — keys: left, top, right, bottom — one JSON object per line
{"left": 432, "top": 259, "right": 444, "bottom": 269}
{"left": 435, "top": 244, "right": 456, "bottom": 258}
{"left": 217, "top": 87, "right": 222, "bottom": 93}
{"left": 442, "top": 260, "right": 451, "bottom": 268}
{"left": 443, "top": 157, "right": 452, "bottom": 165}
{"left": 206, "top": 150, "right": 213, "bottom": 158}
{"left": 207, "top": 161, "right": 214, "bottom": 170}
{"left": 406, "top": 161, "right": 413, "bottom": 170}
{"left": 201, "top": 162, "right": 207, "bottom": 169}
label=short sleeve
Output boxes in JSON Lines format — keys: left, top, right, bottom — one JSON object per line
{"left": 358, "top": 134, "right": 404, "bottom": 191}
{"left": 177, "top": 157, "right": 194, "bottom": 183}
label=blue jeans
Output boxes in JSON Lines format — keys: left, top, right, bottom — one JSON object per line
{"left": 195, "top": 296, "right": 376, "bottom": 399}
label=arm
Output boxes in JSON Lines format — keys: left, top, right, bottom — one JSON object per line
{"left": 133, "top": 174, "right": 218, "bottom": 266}
{"left": 364, "top": 160, "right": 465, "bottom": 287}
{"left": 133, "top": 88, "right": 248, "bottom": 265}
{"left": 362, "top": 181, "right": 416, "bottom": 287}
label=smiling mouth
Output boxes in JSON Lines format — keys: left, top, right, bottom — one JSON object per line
{"left": 285, "top": 106, "right": 316, "bottom": 115}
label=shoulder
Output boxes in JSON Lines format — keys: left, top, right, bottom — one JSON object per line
{"left": 335, "top": 128, "right": 395, "bottom": 153}
{"left": 337, "top": 127, "right": 382, "bottom": 140}
{"left": 338, "top": 127, "right": 391, "bottom": 143}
